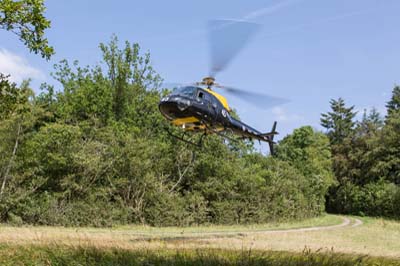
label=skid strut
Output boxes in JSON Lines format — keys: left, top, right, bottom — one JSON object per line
{"left": 165, "top": 127, "right": 207, "bottom": 148}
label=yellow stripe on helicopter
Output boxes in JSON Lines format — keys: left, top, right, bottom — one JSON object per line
{"left": 172, "top": 116, "right": 199, "bottom": 126}
{"left": 205, "top": 88, "right": 231, "bottom": 111}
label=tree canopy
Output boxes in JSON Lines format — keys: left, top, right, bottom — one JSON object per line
{"left": 386, "top": 86, "right": 400, "bottom": 119}
{"left": 0, "top": 0, "right": 54, "bottom": 59}
{"left": 322, "top": 92, "right": 400, "bottom": 217}
{"left": 0, "top": 37, "right": 340, "bottom": 226}
{"left": 320, "top": 98, "right": 357, "bottom": 145}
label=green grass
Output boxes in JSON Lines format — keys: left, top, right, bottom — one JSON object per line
{"left": 0, "top": 244, "right": 398, "bottom": 266}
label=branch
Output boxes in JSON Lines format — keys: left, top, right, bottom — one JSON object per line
{"left": 0, "top": 121, "right": 21, "bottom": 198}
{"left": 169, "top": 151, "right": 194, "bottom": 193}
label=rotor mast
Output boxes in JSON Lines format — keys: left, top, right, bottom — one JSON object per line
{"left": 202, "top": 77, "right": 216, "bottom": 89}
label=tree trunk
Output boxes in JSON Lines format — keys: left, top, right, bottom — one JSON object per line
{"left": 0, "top": 122, "right": 21, "bottom": 197}
{"left": 169, "top": 151, "right": 194, "bottom": 193}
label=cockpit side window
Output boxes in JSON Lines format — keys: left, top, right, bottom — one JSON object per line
{"left": 197, "top": 91, "right": 204, "bottom": 99}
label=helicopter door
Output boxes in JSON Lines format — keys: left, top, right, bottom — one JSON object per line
{"left": 197, "top": 91, "right": 216, "bottom": 119}
{"left": 207, "top": 94, "right": 217, "bottom": 115}
{"left": 208, "top": 94, "right": 220, "bottom": 123}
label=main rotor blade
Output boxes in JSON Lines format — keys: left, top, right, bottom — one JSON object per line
{"left": 215, "top": 85, "right": 289, "bottom": 109}
{"left": 209, "top": 19, "right": 261, "bottom": 77}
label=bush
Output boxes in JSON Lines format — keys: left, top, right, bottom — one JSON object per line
{"left": 328, "top": 181, "right": 400, "bottom": 218}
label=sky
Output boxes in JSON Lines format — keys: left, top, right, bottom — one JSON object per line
{"left": 0, "top": 0, "right": 399, "bottom": 151}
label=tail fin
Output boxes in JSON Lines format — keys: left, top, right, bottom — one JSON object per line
{"left": 260, "top": 121, "right": 278, "bottom": 155}
{"left": 270, "top": 121, "right": 277, "bottom": 141}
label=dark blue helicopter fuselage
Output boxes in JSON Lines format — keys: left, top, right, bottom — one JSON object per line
{"left": 159, "top": 86, "right": 275, "bottom": 143}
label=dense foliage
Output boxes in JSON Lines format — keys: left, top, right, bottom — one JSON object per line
{"left": 322, "top": 90, "right": 400, "bottom": 218}
{"left": 0, "top": 34, "right": 399, "bottom": 226}
{"left": 0, "top": 37, "right": 335, "bottom": 226}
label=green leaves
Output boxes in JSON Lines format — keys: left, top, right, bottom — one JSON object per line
{"left": 275, "top": 127, "right": 334, "bottom": 215}
{"left": 0, "top": 73, "right": 19, "bottom": 120}
{"left": 99, "top": 35, "right": 162, "bottom": 122}
{"left": 0, "top": 0, "right": 54, "bottom": 60}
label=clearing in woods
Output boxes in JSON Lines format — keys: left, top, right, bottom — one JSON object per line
{"left": 1, "top": 215, "right": 399, "bottom": 258}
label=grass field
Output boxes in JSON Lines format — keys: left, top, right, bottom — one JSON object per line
{"left": 0, "top": 214, "right": 342, "bottom": 248}
{"left": 0, "top": 245, "right": 399, "bottom": 266}
{"left": 1, "top": 214, "right": 399, "bottom": 265}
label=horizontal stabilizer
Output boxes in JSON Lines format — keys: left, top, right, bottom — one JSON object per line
{"left": 260, "top": 121, "right": 278, "bottom": 138}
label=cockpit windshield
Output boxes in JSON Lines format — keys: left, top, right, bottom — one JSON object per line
{"left": 170, "top": 86, "right": 197, "bottom": 98}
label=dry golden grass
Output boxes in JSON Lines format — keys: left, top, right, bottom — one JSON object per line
{"left": 188, "top": 217, "right": 400, "bottom": 258}
{"left": 0, "top": 215, "right": 399, "bottom": 258}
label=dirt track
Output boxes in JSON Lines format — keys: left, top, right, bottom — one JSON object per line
{"left": 0, "top": 216, "right": 362, "bottom": 242}
{"left": 6, "top": 216, "right": 400, "bottom": 259}
{"left": 144, "top": 216, "right": 362, "bottom": 242}
{"left": 0, "top": 216, "right": 363, "bottom": 245}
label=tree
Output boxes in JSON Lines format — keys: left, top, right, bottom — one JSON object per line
{"left": 386, "top": 86, "right": 400, "bottom": 119}
{"left": 275, "top": 126, "right": 334, "bottom": 213}
{"left": 321, "top": 98, "right": 358, "bottom": 213}
{"left": 0, "top": 78, "right": 36, "bottom": 198}
{"left": 50, "top": 36, "right": 163, "bottom": 127}
{"left": 338, "top": 108, "right": 383, "bottom": 186}
{"left": 0, "top": 73, "right": 19, "bottom": 120}
{"left": 323, "top": 97, "right": 400, "bottom": 216}
{"left": 358, "top": 107, "right": 383, "bottom": 135}
{"left": 320, "top": 98, "right": 357, "bottom": 144}
{"left": 320, "top": 98, "right": 357, "bottom": 186}
{"left": 0, "top": 0, "right": 54, "bottom": 59}
{"left": 51, "top": 60, "right": 114, "bottom": 125}
{"left": 375, "top": 111, "right": 400, "bottom": 184}
{"left": 99, "top": 35, "right": 161, "bottom": 122}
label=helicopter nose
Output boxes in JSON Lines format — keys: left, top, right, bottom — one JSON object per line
{"left": 159, "top": 95, "right": 192, "bottom": 120}
{"left": 159, "top": 100, "right": 175, "bottom": 120}
{"left": 162, "top": 96, "right": 192, "bottom": 110}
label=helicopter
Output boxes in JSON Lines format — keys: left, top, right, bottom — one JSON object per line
{"left": 159, "top": 19, "right": 287, "bottom": 154}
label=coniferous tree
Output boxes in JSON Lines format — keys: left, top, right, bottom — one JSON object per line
{"left": 378, "top": 88, "right": 400, "bottom": 185}
{"left": 320, "top": 98, "right": 357, "bottom": 183}
{"left": 324, "top": 95, "right": 400, "bottom": 216}
{"left": 320, "top": 98, "right": 357, "bottom": 145}
{"left": 358, "top": 107, "right": 383, "bottom": 136}
{"left": 347, "top": 108, "right": 383, "bottom": 185}
{"left": 386, "top": 86, "right": 400, "bottom": 119}
{"left": 321, "top": 98, "right": 357, "bottom": 213}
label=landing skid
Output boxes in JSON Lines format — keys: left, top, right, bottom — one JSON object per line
{"left": 204, "top": 125, "right": 239, "bottom": 144}
{"left": 165, "top": 122, "right": 241, "bottom": 148}
{"left": 165, "top": 127, "right": 207, "bottom": 148}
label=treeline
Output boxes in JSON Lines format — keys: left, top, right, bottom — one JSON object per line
{"left": 321, "top": 95, "right": 400, "bottom": 217}
{"left": 0, "top": 36, "right": 398, "bottom": 227}
{"left": 0, "top": 37, "right": 334, "bottom": 226}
